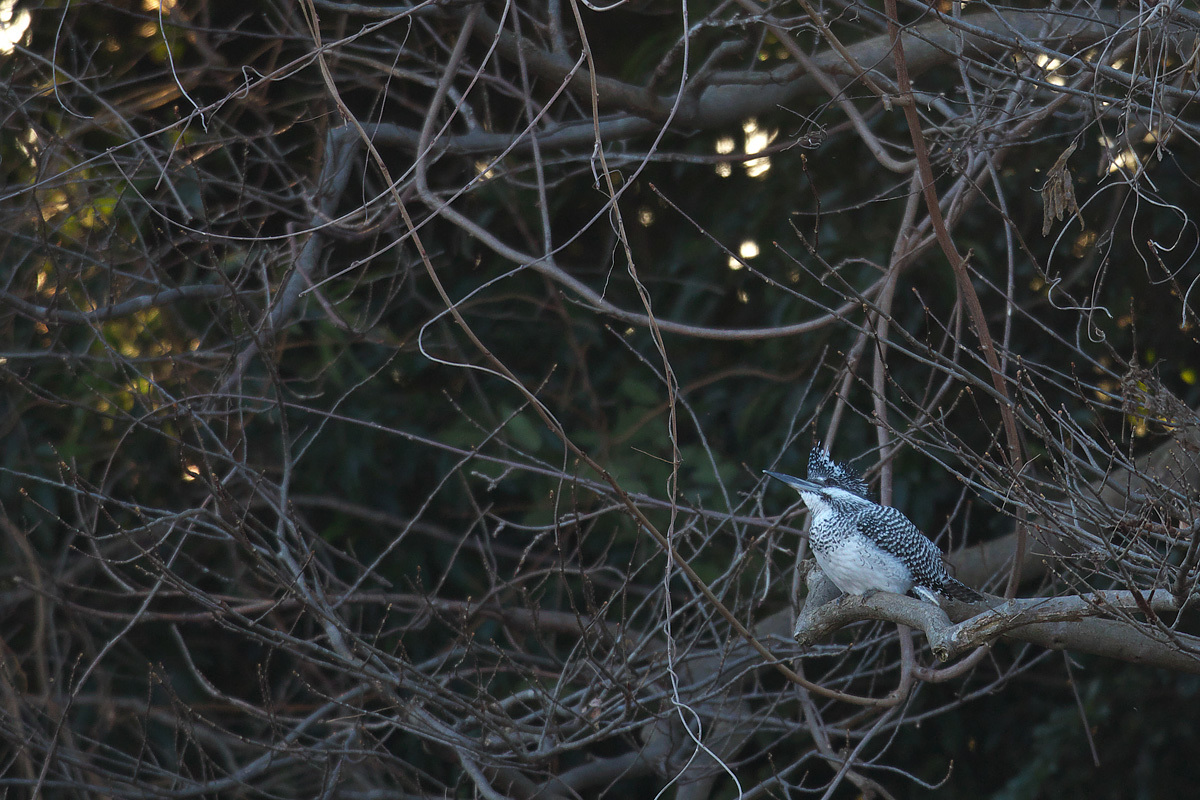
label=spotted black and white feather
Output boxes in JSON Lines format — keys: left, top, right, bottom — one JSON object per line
{"left": 806, "top": 446, "right": 869, "bottom": 499}
{"left": 766, "top": 446, "right": 982, "bottom": 603}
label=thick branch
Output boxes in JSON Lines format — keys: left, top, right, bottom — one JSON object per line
{"left": 792, "top": 567, "right": 1200, "bottom": 672}
{"left": 423, "top": 8, "right": 1131, "bottom": 155}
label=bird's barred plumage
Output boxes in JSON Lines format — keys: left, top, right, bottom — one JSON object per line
{"left": 766, "top": 446, "right": 982, "bottom": 603}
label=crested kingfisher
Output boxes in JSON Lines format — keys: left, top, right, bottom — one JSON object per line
{"left": 766, "top": 447, "right": 982, "bottom": 603}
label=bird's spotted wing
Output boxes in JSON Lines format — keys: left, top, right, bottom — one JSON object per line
{"left": 853, "top": 504, "right": 946, "bottom": 589}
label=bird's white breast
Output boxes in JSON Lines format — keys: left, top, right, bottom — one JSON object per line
{"left": 806, "top": 503, "right": 915, "bottom": 595}
{"left": 811, "top": 534, "right": 915, "bottom": 595}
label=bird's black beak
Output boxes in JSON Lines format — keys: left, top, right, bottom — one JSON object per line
{"left": 764, "top": 470, "right": 821, "bottom": 492}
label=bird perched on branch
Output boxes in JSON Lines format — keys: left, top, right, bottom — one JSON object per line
{"left": 766, "top": 447, "right": 982, "bottom": 603}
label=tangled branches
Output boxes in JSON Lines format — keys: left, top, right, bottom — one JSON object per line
{"left": 3, "top": 0, "right": 1200, "bottom": 796}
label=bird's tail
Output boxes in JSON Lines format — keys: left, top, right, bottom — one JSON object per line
{"left": 941, "top": 577, "right": 983, "bottom": 602}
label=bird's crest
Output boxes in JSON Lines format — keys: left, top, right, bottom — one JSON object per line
{"left": 808, "top": 445, "right": 870, "bottom": 498}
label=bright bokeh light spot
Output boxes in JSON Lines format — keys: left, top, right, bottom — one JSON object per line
{"left": 1035, "top": 54, "right": 1066, "bottom": 86}
{"left": 1182, "top": 368, "right": 1197, "bottom": 386}
{"left": 729, "top": 239, "right": 758, "bottom": 271}
{"left": 743, "top": 117, "right": 777, "bottom": 178}
{"left": 745, "top": 157, "right": 771, "bottom": 178}
{"left": 0, "top": 0, "right": 31, "bottom": 55}
{"left": 737, "top": 289, "right": 749, "bottom": 303}
{"left": 638, "top": 207, "right": 654, "bottom": 226}
{"left": 182, "top": 463, "right": 202, "bottom": 482}
{"left": 716, "top": 119, "right": 779, "bottom": 178}
{"left": 1107, "top": 148, "right": 1140, "bottom": 174}
{"left": 729, "top": 239, "right": 759, "bottom": 270}
{"left": 475, "top": 161, "right": 495, "bottom": 180}
{"left": 745, "top": 130, "right": 771, "bottom": 155}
